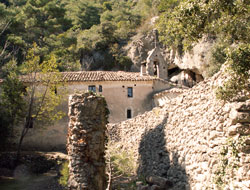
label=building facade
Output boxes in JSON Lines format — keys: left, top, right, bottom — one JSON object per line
{"left": 16, "top": 71, "right": 172, "bottom": 150}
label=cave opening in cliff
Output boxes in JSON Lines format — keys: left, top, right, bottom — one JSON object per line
{"left": 186, "top": 69, "right": 204, "bottom": 83}
{"left": 168, "top": 67, "right": 204, "bottom": 87}
{"left": 186, "top": 70, "right": 196, "bottom": 81}
{"left": 168, "top": 67, "right": 181, "bottom": 77}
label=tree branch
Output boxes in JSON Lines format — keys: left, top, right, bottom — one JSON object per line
{"left": 34, "top": 79, "right": 50, "bottom": 120}
{"left": 0, "top": 21, "right": 11, "bottom": 37}
{"left": 0, "top": 40, "right": 9, "bottom": 57}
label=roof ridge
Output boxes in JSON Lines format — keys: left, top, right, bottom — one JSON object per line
{"left": 15, "top": 71, "right": 167, "bottom": 82}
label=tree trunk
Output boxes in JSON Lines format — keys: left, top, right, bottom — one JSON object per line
{"left": 15, "top": 124, "right": 28, "bottom": 165}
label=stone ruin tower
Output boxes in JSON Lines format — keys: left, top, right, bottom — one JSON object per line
{"left": 67, "top": 92, "right": 109, "bottom": 190}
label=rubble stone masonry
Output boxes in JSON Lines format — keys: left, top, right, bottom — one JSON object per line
{"left": 108, "top": 69, "right": 250, "bottom": 190}
{"left": 67, "top": 92, "right": 109, "bottom": 190}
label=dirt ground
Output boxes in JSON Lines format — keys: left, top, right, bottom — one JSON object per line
{"left": 0, "top": 171, "right": 63, "bottom": 190}
{"left": 0, "top": 151, "right": 67, "bottom": 190}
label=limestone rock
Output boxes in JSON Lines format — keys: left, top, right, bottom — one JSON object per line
{"left": 146, "top": 175, "right": 173, "bottom": 189}
{"left": 172, "top": 36, "right": 214, "bottom": 78}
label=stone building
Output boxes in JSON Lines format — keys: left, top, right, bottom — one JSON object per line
{"left": 60, "top": 71, "right": 171, "bottom": 123}
{"left": 12, "top": 70, "right": 174, "bottom": 150}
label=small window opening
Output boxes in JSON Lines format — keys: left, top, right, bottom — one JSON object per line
{"left": 99, "top": 85, "right": 102, "bottom": 92}
{"left": 153, "top": 61, "right": 158, "bottom": 76}
{"left": 142, "top": 62, "right": 146, "bottom": 67}
{"left": 128, "top": 87, "right": 133, "bottom": 98}
{"left": 127, "top": 109, "right": 132, "bottom": 119}
{"left": 88, "top": 85, "right": 96, "bottom": 92}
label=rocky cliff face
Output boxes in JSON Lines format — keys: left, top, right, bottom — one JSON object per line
{"left": 125, "top": 29, "right": 162, "bottom": 72}
{"left": 170, "top": 36, "right": 214, "bottom": 78}
{"left": 108, "top": 68, "right": 250, "bottom": 190}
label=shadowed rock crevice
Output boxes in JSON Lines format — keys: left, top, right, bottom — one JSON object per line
{"left": 137, "top": 117, "right": 190, "bottom": 189}
{"left": 137, "top": 117, "right": 169, "bottom": 177}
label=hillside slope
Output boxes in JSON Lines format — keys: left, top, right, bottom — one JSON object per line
{"left": 108, "top": 68, "right": 250, "bottom": 189}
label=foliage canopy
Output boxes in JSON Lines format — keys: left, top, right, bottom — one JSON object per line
{"left": 0, "top": 0, "right": 154, "bottom": 72}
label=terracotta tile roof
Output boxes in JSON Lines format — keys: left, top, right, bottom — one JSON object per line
{"left": 19, "top": 71, "right": 159, "bottom": 82}
{"left": 62, "top": 71, "right": 158, "bottom": 82}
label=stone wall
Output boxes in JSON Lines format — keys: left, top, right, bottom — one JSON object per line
{"left": 153, "top": 88, "right": 187, "bottom": 107}
{"left": 108, "top": 70, "right": 250, "bottom": 189}
{"left": 67, "top": 92, "right": 109, "bottom": 190}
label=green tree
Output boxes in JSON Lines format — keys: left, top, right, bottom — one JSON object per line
{"left": 158, "top": 0, "right": 250, "bottom": 49}
{"left": 157, "top": 0, "right": 180, "bottom": 13}
{"left": 15, "top": 43, "right": 64, "bottom": 162}
{"left": 100, "top": 1, "right": 141, "bottom": 39}
{"left": 6, "top": 0, "right": 72, "bottom": 65}
{"left": 0, "top": 59, "right": 25, "bottom": 150}
{"left": 0, "top": 2, "right": 17, "bottom": 67}
{"left": 77, "top": 21, "right": 117, "bottom": 51}
{"left": 0, "top": 0, "right": 150, "bottom": 72}
{"left": 216, "top": 44, "right": 250, "bottom": 101}
{"left": 65, "top": 0, "right": 101, "bottom": 30}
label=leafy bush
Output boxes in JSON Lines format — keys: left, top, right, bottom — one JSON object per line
{"left": 105, "top": 140, "right": 149, "bottom": 189}
{"left": 107, "top": 144, "right": 137, "bottom": 177}
{"left": 214, "top": 136, "right": 249, "bottom": 188}
{"left": 216, "top": 44, "right": 250, "bottom": 101}
{"left": 207, "top": 42, "right": 227, "bottom": 77}
{"left": 157, "top": 0, "right": 250, "bottom": 50}
{"left": 58, "top": 161, "right": 69, "bottom": 187}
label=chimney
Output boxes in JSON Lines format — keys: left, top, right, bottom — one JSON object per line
{"left": 140, "top": 61, "right": 147, "bottom": 76}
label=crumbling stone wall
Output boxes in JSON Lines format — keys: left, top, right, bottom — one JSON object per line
{"left": 67, "top": 92, "right": 109, "bottom": 190}
{"left": 108, "top": 70, "right": 250, "bottom": 190}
